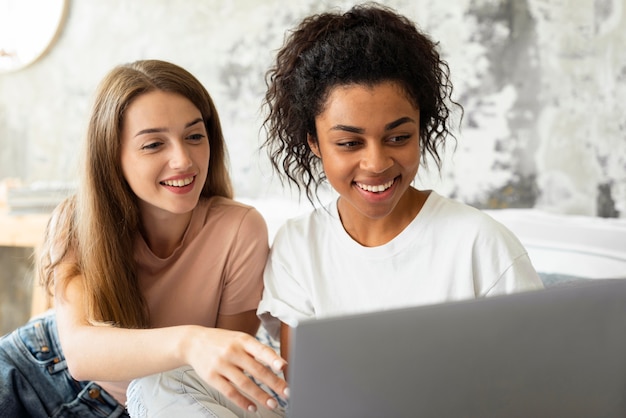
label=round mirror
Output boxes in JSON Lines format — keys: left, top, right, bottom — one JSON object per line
{"left": 0, "top": 0, "right": 68, "bottom": 73}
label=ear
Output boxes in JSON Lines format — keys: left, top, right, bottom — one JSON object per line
{"left": 307, "top": 134, "right": 321, "bottom": 158}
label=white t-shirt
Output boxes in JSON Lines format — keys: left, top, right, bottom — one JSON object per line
{"left": 258, "top": 191, "right": 543, "bottom": 339}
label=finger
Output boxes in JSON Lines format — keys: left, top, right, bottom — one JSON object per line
{"left": 240, "top": 336, "right": 288, "bottom": 373}
{"left": 221, "top": 364, "right": 281, "bottom": 410}
{"left": 240, "top": 355, "right": 289, "bottom": 399}
{"left": 207, "top": 334, "right": 289, "bottom": 402}
{"left": 208, "top": 373, "right": 261, "bottom": 413}
{"left": 220, "top": 334, "right": 285, "bottom": 374}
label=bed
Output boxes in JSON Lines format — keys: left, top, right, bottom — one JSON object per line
{"left": 242, "top": 197, "right": 626, "bottom": 286}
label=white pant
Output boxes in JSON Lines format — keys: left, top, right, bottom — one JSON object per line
{"left": 126, "top": 366, "right": 286, "bottom": 418}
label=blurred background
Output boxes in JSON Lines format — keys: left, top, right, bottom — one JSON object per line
{"left": 1, "top": 0, "right": 625, "bottom": 332}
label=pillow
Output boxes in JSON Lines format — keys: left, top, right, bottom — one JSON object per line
{"left": 539, "top": 272, "right": 591, "bottom": 287}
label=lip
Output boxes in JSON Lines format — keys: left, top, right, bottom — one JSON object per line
{"left": 160, "top": 174, "right": 197, "bottom": 194}
{"left": 355, "top": 177, "right": 397, "bottom": 193}
{"left": 354, "top": 176, "right": 400, "bottom": 203}
{"left": 160, "top": 173, "right": 196, "bottom": 184}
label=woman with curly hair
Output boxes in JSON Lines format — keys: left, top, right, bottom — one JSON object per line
{"left": 257, "top": 2, "right": 543, "bottom": 378}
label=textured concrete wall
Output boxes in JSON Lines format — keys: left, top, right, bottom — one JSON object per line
{"left": 1, "top": 0, "right": 624, "bottom": 217}
{"left": 2, "top": 0, "right": 625, "bottom": 335}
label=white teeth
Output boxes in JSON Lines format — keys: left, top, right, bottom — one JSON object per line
{"left": 356, "top": 179, "right": 394, "bottom": 193}
{"left": 162, "top": 177, "right": 193, "bottom": 187}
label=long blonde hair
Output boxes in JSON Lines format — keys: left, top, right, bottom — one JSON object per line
{"left": 38, "top": 60, "right": 232, "bottom": 328}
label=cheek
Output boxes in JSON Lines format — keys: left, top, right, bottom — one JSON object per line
{"left": 121, "top": 169, "right": 142, "bottom": 196}
{"left": 196, "top": 142, "right": 210, "bottom": 166}
{"left": 404, "top": 142, "right": 421, "bottom": 168}
{"left": 119, "top": 147, "right": 135, "bottom": 180}
{"left": 203, "top": 147, "right": 211, "bottom": 167}
{"left": 319, "top": 154, "right": 354, "bottom": 185}
{"left": 121, "top": 155, "right": 152, "bottom": 193}
{"left": 413, "top": 148, "right": 422, "bottom": 167}
{"left": 120, "top": 160, "right": 133, "bottom": 188}
{"left": 317, "top": 151, "right": 336, "bottom": 169}
{"left": 197, "top": 153, "right": 210, "bottom": 185}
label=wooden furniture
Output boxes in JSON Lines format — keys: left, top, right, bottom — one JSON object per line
{"left": 0, "top": 205, "right": 50, "bottom": 248}
{"left": 0, "top": 203, "right": 53, "bottom": 316}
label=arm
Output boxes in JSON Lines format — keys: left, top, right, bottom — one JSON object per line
{"left": 217, "top": 309, "right": 261, "bottom": 336}
{"left": 55, "top": 273, "right": 288, "bottom": 411}
{"left": 485, "top": 253, "right": 544, "bottom": 296}
{"left": 279, "top": 322, "right": 293, "bottom": 381}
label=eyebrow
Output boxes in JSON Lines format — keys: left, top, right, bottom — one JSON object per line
{"left": 134, "top": 117, "right": 204, "bottom": 137}
{"left": 330, "top": 117, "right": 416, "bottom": 134}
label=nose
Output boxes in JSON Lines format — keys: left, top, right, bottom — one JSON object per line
{"left": 360, "top": 143, "right": 393, "bottom": 174}
{"left": 169, "top": 143, "right": 193, "bottom": 170}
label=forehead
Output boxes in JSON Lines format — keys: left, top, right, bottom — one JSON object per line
{"left": 125, "top": 89, "right": 195, "bottom": 114}
{"left": 317, "top": 81, "right": 419, "bottom": 124}
{"left": 122, "top": 90, "right": 201, "bottom": 128}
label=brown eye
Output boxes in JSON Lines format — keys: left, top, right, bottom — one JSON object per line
{"left": 141, "top": 142, "right": 162, "bottom": 150}
{"left": 338, "top": 141, "right": 361, "bottom": 148}
{"left": 388, "top": 135, "right": 411, "bottom": 144}
{"left": 187, "top": 133, "right": 206, "bottom": 141}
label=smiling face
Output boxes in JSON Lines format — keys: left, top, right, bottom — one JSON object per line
{"left": 120, "top": 90, "right": 210, "bottom": 220}
{"left": 310, "top": 81, "right": 421, "bottom": 225}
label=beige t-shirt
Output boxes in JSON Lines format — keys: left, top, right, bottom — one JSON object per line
{"left": 99, "top": 196, "right": 269, "bottom": 404}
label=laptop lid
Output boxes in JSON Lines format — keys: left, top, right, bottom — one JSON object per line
{"left": 286, "top": 279, "right": 626, "bottom": 418}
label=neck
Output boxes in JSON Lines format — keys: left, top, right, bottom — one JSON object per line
{"left": 140, "top": 209, "right": 194, "bottom": 258}
{"left": 338, "top": 188, "right": 429, "bottom": 247}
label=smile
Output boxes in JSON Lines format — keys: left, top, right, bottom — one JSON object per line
{"left": 356, "top": 178, "right": 395, "bottom": 193}
{"left": 161, "top": 176, "right": 194, "bottom": 187}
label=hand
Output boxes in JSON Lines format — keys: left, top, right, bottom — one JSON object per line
{"left": 183, "top": 326, "right": 289, "bottom": 412}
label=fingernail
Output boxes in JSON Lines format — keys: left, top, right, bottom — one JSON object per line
{"left": 266, "top": 398, "right": 278, "bottom": 409}
{"left": 248, "top": 405, "right": 257, "bottom": 413}
{"left": 283, "top": 387, "right": 290, "bottom": 398}
{"left": 272, "top": 359, "right": 285, "bottom": 371}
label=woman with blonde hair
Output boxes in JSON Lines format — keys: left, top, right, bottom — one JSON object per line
{"left": 0, "top": 59, "right": 288, "bottom": 417}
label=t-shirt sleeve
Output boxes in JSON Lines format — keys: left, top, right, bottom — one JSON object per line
{"left": 486, "top": 253, "right": 544, "bottom": 296}
{"left": 257, "top": 225, "right": 314, "bottom": 340}
{"left": 219, "top": 207, "right": 269, "bottom": 316}
{"left": 475, "top": 215, "right": 545, "bottom": 296}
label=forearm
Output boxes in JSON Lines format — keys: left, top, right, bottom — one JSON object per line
{"left": 53, "top": 278, "right": 194, "bottom": 381}
{"left": 217, "top": 309, "right": 260, "bottom": 336}
{"left": 280, "top": 322, "right": 292, "bottom": 380}
{"left": 60, "top": 321, "right": 199, "bottom": 382}
{"left": 51, "top": 271, "right": 289, "bottom": 412}
{"left": 59, "top": 312, "right": 267, "bottom": 383}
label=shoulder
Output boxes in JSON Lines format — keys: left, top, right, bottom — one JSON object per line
{"left": 424, "top": 192, "right": 523, "bottom": 247}
{"left": 194, "top": 196, "right": 268, "bottom": 238}
{"left": 427, "top": 193, "right": 502, "bottom": 228}
{"left": 201, "top": 195, "right": 257, "bottom": 213}
{"left": 45, "top": 196, "right": 78, "bottom": 262}
{"left": 201, "top": 196, "right": 265, "bottom": 223}
{"left": 273, "top": 203, "right": 334, "bottom": 245}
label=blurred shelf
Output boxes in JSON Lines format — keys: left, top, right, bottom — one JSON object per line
{"left": 0, "top": 203, "right": 50, "bottom": 248}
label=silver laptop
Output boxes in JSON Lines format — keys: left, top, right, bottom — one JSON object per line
{"left": 286, "top": 279, "right": 626, "bottom": 418}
